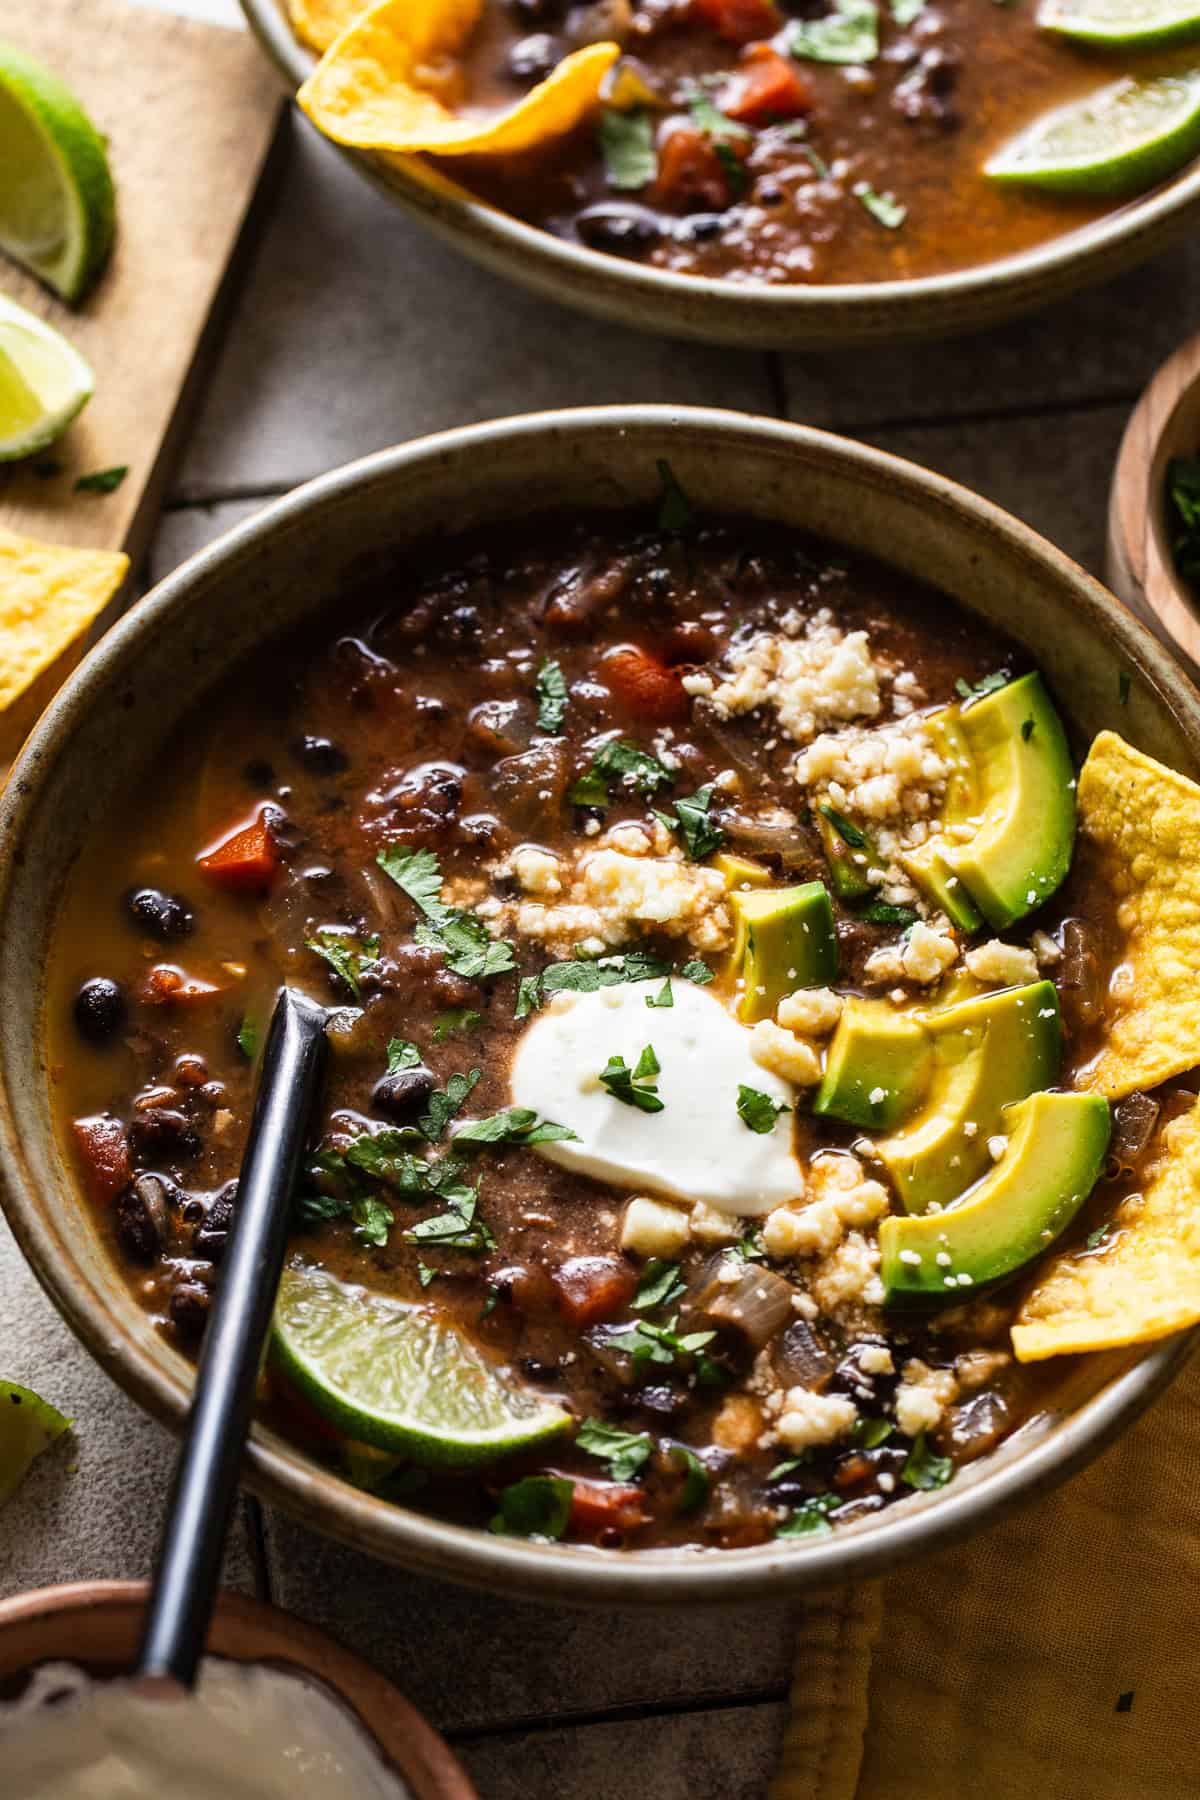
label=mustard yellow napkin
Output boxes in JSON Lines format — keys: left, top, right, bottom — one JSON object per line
{"left": 773, "top": 1351, "right": 1200, "bottom": 1800}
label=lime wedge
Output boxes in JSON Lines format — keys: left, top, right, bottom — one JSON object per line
{"left": 272, "top": 1264, "right": 572, "bottom": 1467}
{"left": 1039, "top": 0, "right": 1200, "bottom": 45}
{"left": 0, "top": 42, "right": 115, "bottom": 303}
{"left": 985, "top": 71, "right": 1200, "bottom": 194}
{"left": 0, "top": 292, "right": 94, "bottom": 461}
{"left": 0, "top": 1380, "right": 71, "bottom": 1506}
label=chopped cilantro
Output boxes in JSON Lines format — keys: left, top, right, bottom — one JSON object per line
{"left": 901, "top": 1432, "right": 953, "bottom": 1491}
{"left": 350, "top": 1193, "right": 394, "bottom": 1249}
{"left": 604, "top": 1314, "right": 718, "bottom": 1377}
{"left": 776, "top": 1493, "right": 839, "bottom": 1537}
{"left": 713, "top": 139, "right": 749, "bottom": 197}
{"left": 955, "top": 671, "right": 1009, "bottom": 702}
{"left": 687, "top": 91, "right": 750, "bottom": 142}
{"left": 767, "top": 1455, "right": 811, "bottom": 1481}
{"left": 891, "top": 0, "right": 924, "bottom": 17}
{"left": 377, "top": 845, "right": 450, "bottom": 924}
{"left": 1119, "top": 671, "right": 1131, "bottom": 706}
{"left": 480, "top": 1282, "right": 500, "bottom": 1320}
{"left": 454, "top": 1105, "right": 577, "bottom": 1147}
{"left": 680, "top": 958, "right": 715, "bottom": 985}
{"left": 305, "top": 928, "right": 380, "bottom": 1001}
{"left": 515, "top": 974, "right": 543, "bottom": 1021}
{"left": 818, "top": 802, "right": 866, "bottom": 849}
{"left": 656, "top": 457, "right": 693, "bottom": 534}
{"left": 535, "top": 657, "right": 569, "bottom": 733}
{"left": 569, "top": 737, "right": 674, "bottom": 808}
{"left": 576, "top": 1417, "right": 653, "bottom": 1481}
{"left": 517, "top": 950, "right": 673, "bottom": 1017}
{"left": 345, "top": 1131, "right": 430, "bottom": 1192}
{"left": 1021, "top": 717, "right": 1035, "bottom": 742}
{"left": 793, "top": 140, "right": 831, "bottom": 179}
{"left": 859, "top": 902, "right": 919, "bottom": 928}
{"left": 433, "top": 1007, "right": 481, "bottom": 1041}
{"left": 74, "top": 464, "right": 128, "bottom": 494}
{"left": 419, "top": 1068, "right": 481, "bottom": 1141}
{"left": 646, "top": 976, "right": 674, "bottom": 1009}
{"left": 663, "top": 783, "right": 724, "bottom": 860}
{"left": 294, "top": 1189, "right": 349, "bottom": 1228}
{"left": 490, "top": 1474, "right": 574, "bottom": 1539}
{"left": 737, "top": 1085, "right": 790, "bottom": 1134}
{"left": 853, "top": 1417, "right": 893, "bottom": 1449}
{"left": 379, "top": 845, "right": 516, "bottom": 981}
{"left": 1168, "top": 454, "right": 1200, "bottom": 588}
{"left": 417, "top": 1260, "right": 437, "bottom": 1288}
{"left": 854, "top": 182, "right": 906, "bottom": 229}
{"left": 665, "top": 1441, "right": 710, "bottom": 1512}
{"left": 788, "top": 0, "right": 879, "bottom": 63}
{"left": 598, "top": 106, "right": 656, "bottom": 190}
{"left": 632, "top": 1258, "right": 687, "bottom": 1312}
{"left": 1085, "top": 1221, "right": 1115, "bottom": 1251}
{"left": 236, "top": 1013, "right": 258, "bottom": 1060}
{"left": 405, "top": 1182, "right": 495, "bottom": 1253}
{"left": 728, "top": 1227, "right": 768, "bottom": 1263}
{"left": 386, "top": 1037, "right": 423, "bottom": 1074}
{"left": 599, "top": 1044, "right": 664, "bottom": 1112}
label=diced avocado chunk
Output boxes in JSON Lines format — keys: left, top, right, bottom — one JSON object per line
{"left": 876, "top": 980, "right": 1061, "bottom": 1213}
{"left": 813, "top": 999, "right": 933, "bottom": 1130}
{"left": 814, "top": 805, "right": 874, "bottom": 901}
{"left": 901, "top": 840, "right": 983, "bottom": 934}
{"left": 730, "top": 882, "right": 838, "bottom": 1023}
{"left": 713, "top": 851, "right": 774, "bottom": 891}
{"left": 942, "top": 673, "right": 1075, "bottom": 929}
{"left": 880, "top": 1091, "right": 1111, "bottom": 1305}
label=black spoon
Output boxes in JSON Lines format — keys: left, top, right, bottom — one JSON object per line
{"left": 136, "top": 987, "right": 328, "bottom": 1688}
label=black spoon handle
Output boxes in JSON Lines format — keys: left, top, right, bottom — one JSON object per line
{"left": 137, "top": 987, "right": 328, "bottom": 1688}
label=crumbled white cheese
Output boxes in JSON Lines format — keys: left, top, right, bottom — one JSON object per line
{"left": 987, "top": 1134, "right": 1008, "bottom": 1162}
{"left": 1031, "top": 929, "right": 1062, "bottom": 966}
{"left": 495, "top": 848, "right": 731, "bottom": 958}
{"left": 770, "top": 1387, "right": 859, "bottom": 1452}
{"left": 955, "top": 1348, "right": 1012, "bottom": 1392}
{"left": 857, "top": 1343, "right": 894, "bottom": 1375}
{"left": 511, "top": 846, "right": 563, "bottom": 897}
{"left": 682, "top": 609, "right": 881, "bottom": 744}
{"left": 810, "top": 1232, "right": 885, "bottom": 1316}
{"left": 750, "top": 1020, "right": 822, "bottom": 1087}
{"left": 689, "top": 1200, "right": 743, "bottom": 1244}
{"left": 965, "top": 938, "right": 1040, "bottom": 987}
{"left": 620, "top": 1196, "right": 690, "bottom": 1259}
{"left": 865, "top": 919, "right": 960, "bottom": 987}
{"left": 776, "top": 986, "right": 843, "bottom": 1039}
{"left": 762, "top": 1158, "right": 888, "bottom": 1260}
{"left": 894, "top": 1359, "right": 959, "bottom": 1437}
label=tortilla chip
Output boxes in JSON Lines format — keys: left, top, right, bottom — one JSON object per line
{"left": 0, "top": 527, "right": 128, "bottom": 756}
{"left": 287, "top": 0, "right": 369, "bottom": 55}
{"left": 1074, "top": 730, "right": 1200, "bottom": 1101}
{"left": 1013, "top": 1096, "right": 1200, "bottom": 1360}
{"left": 298, "top": 0, "right": 619, "bottom": 158}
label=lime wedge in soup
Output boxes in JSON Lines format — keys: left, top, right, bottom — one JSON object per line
{"left": 985, "top": 70, "right": 1200, "bottom": 194}
{"left": 272, "top": 1264, "right": 572, "bottom": 1466}
{"left": 0, "top": 42, "right": 115, "bottom": 303}
{"left": 0, "top": 1380, "right": 71, "bottom": 1505}
{"left": 0, "top": 291, "right": 94, "bottom": 461}
{"left": 1039, "top": 0, "right": 1200, "bottom": 45}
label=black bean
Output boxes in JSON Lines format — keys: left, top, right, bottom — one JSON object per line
{"left": 519, "top": 1358, "right": 560, "bottom": 1383}
{"left": 678, "top": 213, "right": 724, "bottom": 243}
{"left": 114, "top": 1174, "right": 173, "bottom": 1263}
{"left": 125, "top": 886, "right": 195, "bottom": 942}
{"left": 73, "top": 978, "right": 127, "bottom": 1046}
{"left": 193, "top": 1181, "right": 237, "bottom": 1262}
{"left": 169, "top": 1282, "right": 211, "bottom": 1340}
{"left": 129, "top": 1109, "right": 202, "bottom": 1160}
{"left": 575, "top": 202, "right": 663, "bottom": 256}
{"left": 372, "top": 1067, "right": 436, "bottom": 1122}
{"left": 294, "top": 735, "right": 349, "bottom": 774}
{"left": 242, "top": 758, "right": 276, "bottom": 789}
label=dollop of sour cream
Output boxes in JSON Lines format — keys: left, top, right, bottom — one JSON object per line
{"left": 510, "top": 978, "right": 804, "bottom": 1216}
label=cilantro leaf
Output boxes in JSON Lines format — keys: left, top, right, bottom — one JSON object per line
{"left": 728, "top": 1227, "right": 768, "bottom": 1263}
{"left": 576, "top": 1417, "right": 653, "bottom": 1482}
{"left": 1085, "top": 1221, "right": 1115, "bottom": 1251}
{"left": 377, "top": 845, "right": 449, "bottom": 923}
{"left": 405, "top": 1183, "right": 495, "bottom": 1253}
{"left": 599, "top": 1046, "right": 665, "bottom": 1112}
{"left": 454, "top": 1105, "right": 577, "bottom": 1147}
{"left": 386, "top": 1037, "right": 423, "bottom": 1073}
{"left": 853, "top": 183, "right": 906, "bottom": 229}
{"left": 237, "top": 1013, "right": 259, "bottom": 1060}
{"left": 418, "top": 912, "right": 517, "bottom": 982}
{"left": 901, "top": 1432, "right": 953, "bottom": 1491}
{"left": 417, "top": 1260, "right": 437, "bottom": 1288}
{"left": 858, "top": 902, "right": 919, "bottom": 928}
{"left": 665, "top": 1441, "right": 709, "bottom": 1512}
{"left": 853, "top": 1417, "right": 893, "bottom": 1449}
{"left": 737, "top": 1085, "right": 790, "bottom": 1134}
{"left": 817, "top": 802, "right": 867, "bottom": 850}
{"left": 598, "top": 106, "right": 656, "bottom": 190}
{"left": 517, "top": 950, "right": 673, "bottom": 1017}
{"left": 776, "top": 1494, "right": 839, "bottom": 1538}
{"left": 680, "top": 958, "right": 714, "bottom": 985}
{"left": 656, "top": 457, "right": 693, "bottom": 534}
{"left": 305, "top": 928, "right": 380, "bottom": 1001}
{"left": 687, "top": 91, "right": 750, "bottom": 142}
{"left": 294, "top": 1190, "right": 349, "bottom": 1227}
{"left": 74, "top": 464, "right": 129, "bottom": 495}
{"left": 515, "top": 975, "right": 543, "bottom": 1021}
{"left": 419, "top": 1068, "right": 481, "bottom": 1141}
{"left": 535, "top": 658, "right": 569, "bottom": 734}
{"left": 490, "top": 1474, "right": 574, "bottom": 1539}
{"left": 646, "top": 976, "right": 674, "bottom": 1009}
{"left": 345, "top": 1129, "right": 431, "bottom": 1193}
{"left": 434, "top": 1008, "right": 481, "bottom": 1041}
{"left": 350, "top": 1193, "right": 394, "bottom": 1249}
{"left": 632, "top": 1258, "right": 686, "bottom": 1312}
{"left": 569, "top": 738, "right": 674, "bottom": 808}
{"left": 788, "top": 0, "right": 878, "bottom": 63}
{"left": 603, "top": 1315, "right": 717, "bottom": 1376}
{"left": 664, "top": 783, "right": 724, "bottom": 860}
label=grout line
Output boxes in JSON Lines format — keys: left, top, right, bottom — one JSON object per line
{"left": 240, "top": 1493, "right": 275, "bottom": 1605}
{"left": 444, "top": 1680, "right": 791, "bottom": 1746}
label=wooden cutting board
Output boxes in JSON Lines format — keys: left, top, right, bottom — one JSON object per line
{"left": 0, "top": 0, "right": 283, "bottom": 568}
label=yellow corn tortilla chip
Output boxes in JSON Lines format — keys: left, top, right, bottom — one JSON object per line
{"left": 0, "top": 526, "right": 128, "bottom": 751}
{"left": 298, "top": 0, "right": 619, "bottom": 157}
{"left": 287, "top": 0, "right": 369, "bottom": 55}
{"left": 1074, "top": 729, "right": 1200, "bottom": 1101}
{"left": 1013, "top": 1095, "right": 1200, "bottom": 1360}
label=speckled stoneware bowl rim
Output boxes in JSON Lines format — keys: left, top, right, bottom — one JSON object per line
{"left": 0, "top": 1581, "right": 475, "bottom": 1798}
{"left": 2, "top": 406, "right": 1198, "bottom": 1606}
{"left": 240, "top": 0, "right": 1200, "bottom": 349}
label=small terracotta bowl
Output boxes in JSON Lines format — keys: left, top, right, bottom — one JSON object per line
{"left": 0, "top": 1582, "right": 475, "bottom": 1799}
{"left": 1108, "top": 328, "right": 1200, "bottom": 679}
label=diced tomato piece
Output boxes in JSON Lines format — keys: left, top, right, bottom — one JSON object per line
{"left": 197, "top": 810, "right": 280, "bottom": 894}
{"left": 691, "top": 0, "right": 781, "bottom": 42}
{"left": 602, "top": 644, "right": 689, "bottom": 725}
{"left": 722, "top": 46, "right": 814, "bottom": 125}
{"left": 140, "top": 964, "right": 225, "bottom": 1006}
{"left": 551, "top": 1255, "right": 635, "bottom": 1328}
{"left": 654, "top": 124, "right": 745, "bottom": 212}
{"left": 72, "top": 1114, "right": 131, "bottom": 1204}
{"left": 567, "top": 1476, "right": 651, "bottom": 1538}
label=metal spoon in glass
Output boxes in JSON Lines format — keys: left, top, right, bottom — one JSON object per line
{"left": 136, "top": 987, "right": 327, "bottom": 1688}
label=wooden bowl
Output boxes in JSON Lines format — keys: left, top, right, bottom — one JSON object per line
{"left": 0, "top": 1582, "right": 475, "bottom": 1799}
{"left": 1108, "top": 330, "right": 1200, "bottom": 680}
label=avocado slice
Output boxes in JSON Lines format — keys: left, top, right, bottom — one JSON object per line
{"left": 713, "top": 851, "right": 774, "bottom": 891}
{"left": 876, "top": 980, "right": 1061, "bottom": 1213}
{"left": 813, "top": 999, "right": 933, "bottom": 1130}
{"left": 813, "top": 804, "right": 874, "bottom": 901}
{"left": 730, "top": 882, "right": 838, "bottom": 1023}
{"left": 943, "top": 674, "right": 1076, "bottom": 929}
{"left": 901, "top": 840, "right": 983, "bottom": 934}
{"left": 880, "top": 1091, "right": 1111, "bottom": 1305}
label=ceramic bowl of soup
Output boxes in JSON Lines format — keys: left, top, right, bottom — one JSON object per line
{"left": 241, "top": 0, "right": 1200, "bottom": 347}
{"left": 2, "top": 407, "right": 1200, "bottom": 1604}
